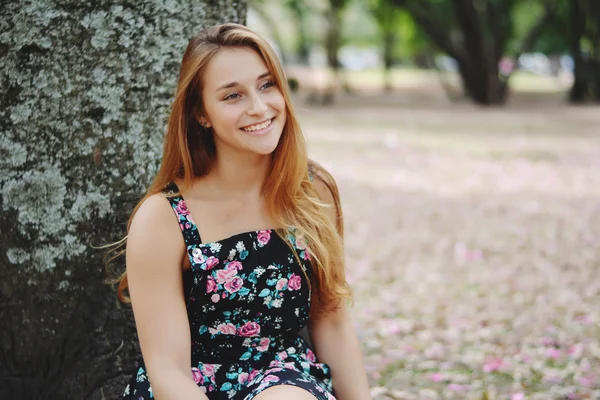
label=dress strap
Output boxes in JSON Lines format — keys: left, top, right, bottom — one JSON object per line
{"left": 162, "top": 181, "right": 202, "bottom": 247}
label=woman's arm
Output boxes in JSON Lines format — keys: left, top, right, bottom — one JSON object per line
{"left": 310, "top": 175, "right": 371, "bottom": 400}
{"left": 309, "top": 304, "right": 371, "bottom": 400}
{"left": 127, "top": 194, "right": 209, "bottom": 400}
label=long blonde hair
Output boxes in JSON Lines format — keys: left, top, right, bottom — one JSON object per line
{"left": 109, "top": 23, "right": 351, "bottom": 319}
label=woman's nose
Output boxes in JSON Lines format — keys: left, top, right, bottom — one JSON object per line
{"left": 247, "top": 92, "right": 268, "bottom": 116}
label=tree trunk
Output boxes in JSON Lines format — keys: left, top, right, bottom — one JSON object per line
{"left": 0, "top": 1, "right": 246, "bottom": 399}
{"left": 323, "top": 5, "right": 344, "bottom": 104}
{"left": 569, "top": 0, "right": 587, "bottom": 102}
{"left": 392, "top": 0, "right": 553, "bottom": 106}
{"left": 570, "top": 0, "right": 600, "bottom": 102}
{"left": 451, "top": 0, "right": 507, "bottom": 105}
{"left": 457, "top": 60, "right": 508, "bottom": 105}
{"left": 288, "top": 0, "right": 311, "bottom": 65}
{"left": 383, "top": 33, "right": 396, "bottom": 92}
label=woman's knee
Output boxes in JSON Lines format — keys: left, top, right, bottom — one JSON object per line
{"left": 251, "top": 384, "right": 318, "bottom": 400}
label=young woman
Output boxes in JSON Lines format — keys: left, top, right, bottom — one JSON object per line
{"left": 118, "top": 23, "right": 371, "bottom": 400}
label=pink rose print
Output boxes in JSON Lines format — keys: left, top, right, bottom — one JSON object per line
{"left": 206, "top": 277, "right": 217, "bottom": 293}
{"left": 257, "top": 230, "right": 271, "bottom": 245}
{"left": 216, "top": 268, "right": 237, "bottom": 284}
{"left": 238, "top": 372, "right": 249, "bottom": 384}
{"left": 295, "top": 234, "right": 307, "bottom": 250}
{"left": 257, "top": 337, "right": 271, "bottom": 352}
{"left": 263, "top": 374, "right": 280, "bottom": 384}
{"left": 275, "top": 278, "right": 288, "bottom": 291}
{"left": 202, "top": 363, "right": 216, "bottom": 377}
{"left": 175, "top": 200, "right": 189, "bottom": 216}
{"left": 205, "top": 257, "right": 219, "bottom": 270}
{"left": 256, "top": 374, "right": 280, "bottom": 391}
{"left": 191, "top": 367, "right": 203, "bottom": 384}
{"left": 217, "top": 323, "right": 237, "bottom": 335}
{"left": 277, "top": 350, "right": 288, "bottom": 360}
{"left": 306, "top": 348, "right": 316, "bottom": 362}
{"left": 210, "top": 294, "right": 220, "bottom": 303}
{"left": 248, "top": 369, "right": 260, "bottom": 383}
{"left": 238, "top": 321, "right": 261, "bottom": 337}
{"left": 193, "top": 253, "right": 206, "bottom": 264}
{"left": 224, "top": 276, "right": 243, "bottom": 293}
{"left": 226, "top": 260, "right": 243, "bottom": 271}
{"left": 302, "top": 249, "right": 311, "bottom": 260}
{"left": 288, "top": 274, "right": 302, "bottom": 291}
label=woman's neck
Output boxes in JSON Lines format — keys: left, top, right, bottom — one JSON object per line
{"left": 204, "top": 152, "right": 271, "bottom": 198}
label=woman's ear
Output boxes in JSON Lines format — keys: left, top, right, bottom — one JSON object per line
{"left": 199, "top": 118, "right": 211, "bottom": 129}
{"left": 192, "top": 108, "right": 211, "bottom": 129}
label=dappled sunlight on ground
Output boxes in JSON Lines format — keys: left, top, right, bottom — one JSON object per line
{"left": 297, "top": 92, "right": 600, "bottom": 399}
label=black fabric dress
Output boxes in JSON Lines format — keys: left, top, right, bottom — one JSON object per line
{"left": 123, "top": 182, "right": 335, "bottom": 399}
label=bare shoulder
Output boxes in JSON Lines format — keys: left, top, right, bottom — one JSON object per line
{"left": 127, "top": 192, "right": 184, "bottom": 271}
{"left": 131, "top": 192, "right": 175, "bottom": 225}
{"left": 308, "top": 160, "right": 339, "bottom": 205}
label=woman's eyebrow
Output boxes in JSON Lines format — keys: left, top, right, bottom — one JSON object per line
{"left": 215, "top": 72, "right": 271, "bottom": 92}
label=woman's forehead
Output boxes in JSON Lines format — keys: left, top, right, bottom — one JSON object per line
{"left": 203, "top": 47, "right": 270, "bottom": 91}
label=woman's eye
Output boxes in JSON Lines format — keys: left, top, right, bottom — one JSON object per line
{"left": 224, "top": 93, "right": 241, "bottom": 101}
{"left": 261, "top": 80, "right": 275, "bottom": 90}
{"left": 224, "top": 81, "right": 274, "bottom": 101}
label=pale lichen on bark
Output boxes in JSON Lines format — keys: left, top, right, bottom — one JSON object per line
{"left": 1, "top": 1, "right": 245, "bottom": 272}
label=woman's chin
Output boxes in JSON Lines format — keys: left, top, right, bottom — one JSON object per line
{"left": 247, "top": 131, "right": 283, "bottom": 155}
{"left": 251, "top": 142, "right": 280, "bottom": 156}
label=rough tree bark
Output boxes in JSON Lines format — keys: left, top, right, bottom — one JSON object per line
{"left": 0, "top": 1, "right": 246, "bottom": 399}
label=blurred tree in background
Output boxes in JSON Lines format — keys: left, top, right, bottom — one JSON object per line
{"left": 390, "top": 0, "right": 556, "bottom": 105}
{"left": 368, "top": 0, "right": 404, "bottom": 92}
{"left": 286, "top": 0, "right": 313, "bottom": 65}
{"left": 569, "top": 0, "right": 600, "bottom": 102}
{"left": 323, "top": 0, "right": 352, "bottom": 103}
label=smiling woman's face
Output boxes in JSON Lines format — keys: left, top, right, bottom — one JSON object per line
{"left": 199, "top": 46, "right": 287, "bottom": 158}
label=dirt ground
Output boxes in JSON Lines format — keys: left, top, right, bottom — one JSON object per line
{"left": 293, "top": 84, "right": 600, "bottom": 399}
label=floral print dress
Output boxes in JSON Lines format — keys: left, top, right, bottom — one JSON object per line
{"left": 123, "top": 182, "right": 335, "bottom": 400}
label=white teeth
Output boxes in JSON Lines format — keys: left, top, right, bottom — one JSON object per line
{"left": 242, "top": 119, "right": 272, "bottom": 132}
